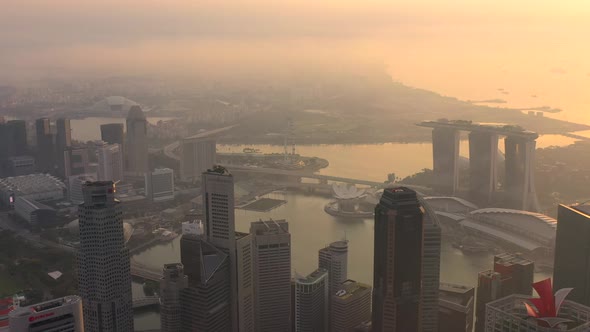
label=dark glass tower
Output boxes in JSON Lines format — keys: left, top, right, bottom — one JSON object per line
{"left": 35, "top": 118, "right": 55, "bottom": 173}
{"left": 554, "top": 204, "right": 590, "bottom": 306}
{"left": 372, "top": 187, "right": 423, "bottom": 332}
{"left": 55, "top": 118, "right": 72, "bottom": 177}
{"left": 100, "top": 123, "right": 125, "bottom": 146}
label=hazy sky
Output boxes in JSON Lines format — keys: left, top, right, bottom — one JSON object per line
{"left": 2, "top": 0, "right": 590, "bottom": 121}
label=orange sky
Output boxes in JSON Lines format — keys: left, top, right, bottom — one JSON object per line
{"left": 1, "top": 1, "right": 589, "bottom": 122}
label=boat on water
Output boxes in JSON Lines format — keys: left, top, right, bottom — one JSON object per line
{"left": 243, "top": 147, "right": 261, "bottom": 154}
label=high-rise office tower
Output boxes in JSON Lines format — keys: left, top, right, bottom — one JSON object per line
{"left": 180, "top": 220, "right": 231, "bottom": 332}
{"left": 7, "top": 120, "right": 28, "bottom": 156}
{"left": 0, "top": 120, "right": 28, "bottom": 160}
{"left": 125, "top": 106, "right": 148, "bottom": 174}
{"left": 145, "top": 168, "right": 175, "bottom": 202}
{"left": 438, "top": 283, "right": 474, "bottom": 332}
{"left": 331, "top": 280, "right": 372, "bottom": 332}
{"left": 319, "top": 240, "right": 348, "bottom": 332}
{"left": 98, "top": 143, "right": 124, "bottom": 183}
{"left": 77, "top": 181, "right": 134, "bottom": 332}
{"left": 236, "top": 232, "right": 255, "bottom": 332}
{"left": 35, "top": 117, "right": 56, "bottom": 173}
{"left": 8, "top": 296, "right": 84, "bottom": 331}
{"left": 420, "top": 197, "right": 442, "bottom": 332}
{"left": 180, "top": 137, "right": 217, "bottom": 181}
{"left": 56, "top": 118, "right": 72, "bottom": 177}
{"left": 100, "top": 123, "right": 125, "bottom": 146}
{"left": 554, "top": 204, "right": 590, "bottom": 307}
{"left": 319, "top": 241, "right": 348, "bottom": 300}
{"left": 475, "top": 253, "right": 534, "bottom": 332}
{"left": 295, "top": 268, "right": 329, "bottom": 332}
{"left": 160, "top": 263, "right": 188, "bottom": 332}
{"left": 64, "top": 148, "right": 91, "bottom": 178}
{"left": 202, "top": 166, "right": 237, "bottom": 330}
{"left": 251, "top": 219, "right": 292, "bottom": 332}
{"left": 372, "top": 187, "right": 424, "bottom": 332}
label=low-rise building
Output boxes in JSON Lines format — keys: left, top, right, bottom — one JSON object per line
{"left": 14, "top": 197, "right": 57, "bottom": 226}
{"left": 0, "top": 173, "right": 66, "bottom": 207}
{"left": 485, "top": 294, "right": 590, "bottom": 331}
{"left": 9, "top": 296, "right": 84, "bottom": 332}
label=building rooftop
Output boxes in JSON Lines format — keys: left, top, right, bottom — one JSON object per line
{"left": 439, "top": 283, "right": 474, "bottom": 307}
{"left": 0, "top": 174, "right": 65, "bottom": 196}
{"left": 205, "top": 165, "right": 231, "bottom": 176}
{"left": 418, "top": 120, "right": 539, "bottom": 139}
{"left": 487, "top": 294, "right": 590, "bottom": 331}
{"left": 334, "top": 279, "right": 371, "bottom": 301}
{"left": 297, "top": 268, "right": 328, "bottom": 285}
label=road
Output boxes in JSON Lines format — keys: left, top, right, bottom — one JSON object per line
{"left": 163, "top": 124, "right": 238, "bottom": 160}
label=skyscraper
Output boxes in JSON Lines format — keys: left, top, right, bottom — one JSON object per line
{"left": 100, "top": 123, "right": 125, "bottom": 146}
{"left": 372, "top": 187, "right": 423, "bottom": 332}
{"left": 160, "top": 263, "right": 188, "bottom": 332}
{"left": 251, "top": 219, "right": 292, "bottom": 332}
{"left": 0, "top": 120, "right": 27, "bottom": 161}
{"left": 420, "top": 197, "right": 442, "bottom": 332}
{"left": 236, "top": 232, "right": 255, "bottom": 332}
{"left": 35, "top": 117, "right": 55, "bottom": 174}
{"left": 202, "top": 166, "right": 237, "bottom": 330}
{"left": 145, "top": 168, "right": 175, "bottom": 202}
{"left": 8, "top": 296, "right": 84, "bottom": 332}
{"left": 77, "top": 181, "right": 134, "bottom": 332}
{"left": 7, "top": 120, "right": 28, "bottom": 156}
{"left": 295, "top": 268, "right": 329, "bottom": 332}
{"left": 63, "top": 148, "right": 91, "bottom": 178}
{"left": 331, "top": 280, "right": 372, "bottom": 332}
{"left": 554, "top": 204, "right": 590, "bottom": 306}
{"left": 125, "top": 106, "right": 148, "bottom": 174}
{"left": 98, "top": 143, "right": 124, "bottom": 182}
{"left": 180, "top": 137, "right": 217, "bottom": 181}
{"left": 56, "top": 118, "right": 72, "bottom": 177}
{"left": 319, "top": 240, "right": 348, "bottom": 301}
{"left": 180, "top": 220, "right": 231, "bottom": 332}
{"left": 438, "top": 283, "right": 474, "bottom": 332}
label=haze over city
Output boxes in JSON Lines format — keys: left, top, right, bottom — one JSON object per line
{"left": 1, "top": 1, "right": 590, "bottom": 332}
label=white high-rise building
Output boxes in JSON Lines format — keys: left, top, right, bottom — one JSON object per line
{"left": 251, "top": 219, "right": 292, "bottom": 332}
{"left": 78, "top": 181, "right": 134, "bottom": 332}
{"left": 98, "top": 143, "right": 124, "bottom": 183}
{"left": 68, "top": 173, "right": 97, "bottom": 204}
{"left": 180, "top": 137, "right": 216, "bottom": 181}
{"left": 202, "top": 166, "right": 237, "bottom": 331}
{"left": 9, "top": 296, "right": 84, "bottom": 332}
{"left": 319, "top": 241, "right": 348, "bottom": 299}
{"left": 145, "top": 168, "right": 175, "bottom": 202}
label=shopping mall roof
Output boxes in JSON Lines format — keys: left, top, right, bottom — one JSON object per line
{"left": 0, "top": 174, "right": 65, "bottom": 196}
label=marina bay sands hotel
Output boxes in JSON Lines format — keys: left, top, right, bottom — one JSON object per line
{"left": 418, "top": 120, "right": 540, "bottom": 212}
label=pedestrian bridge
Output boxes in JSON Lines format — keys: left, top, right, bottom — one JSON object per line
{"left": 133, "top": 296, "right": 159, "bottom": 309}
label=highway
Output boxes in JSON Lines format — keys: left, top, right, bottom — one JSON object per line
{"left": 221, "top": 164, "right": 431, "bottom": 192}
{"left": 163, "top": 124, "right": 238, "bottom": 160}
